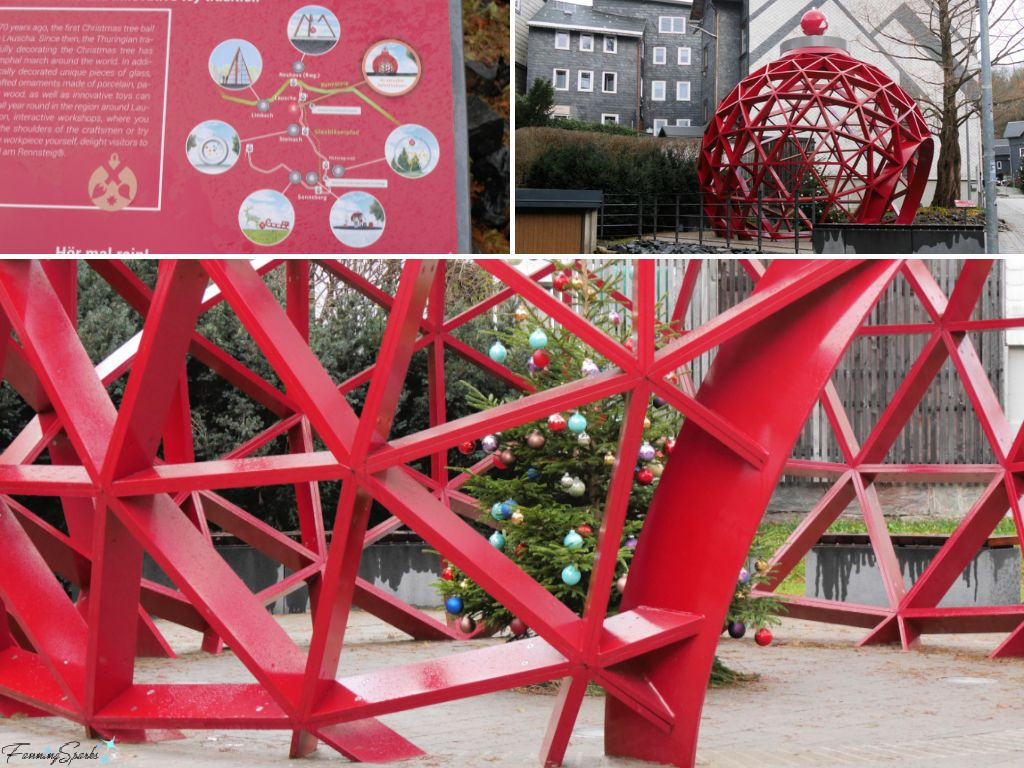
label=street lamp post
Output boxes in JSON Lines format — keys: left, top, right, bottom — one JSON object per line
{"left": 979, "top": 0, "right": 999, "bottom": 253}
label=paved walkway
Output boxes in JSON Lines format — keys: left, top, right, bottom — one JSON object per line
{"left": 997, "top": 189, "right": 1024, "bottom": 254}
{"left": 2, "top": 612, "right": 1024, "bottom": 767}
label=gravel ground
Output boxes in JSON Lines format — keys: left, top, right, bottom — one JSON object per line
{"left": 2, "top": 612, "right": 1023, "bottom": 767}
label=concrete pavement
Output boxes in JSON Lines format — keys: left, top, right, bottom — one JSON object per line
{"left": 2, "top": 611, "right": 1023, "bottom": 767}
{"left": 996, "top": 189, "right": 1024, "bottom": 253}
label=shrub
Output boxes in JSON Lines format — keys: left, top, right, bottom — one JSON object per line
{"left": 515, "top": 78, "right": 554, "bottom": 128}
{"left": 516, "top": 127, "right": 699, "bottom": 196}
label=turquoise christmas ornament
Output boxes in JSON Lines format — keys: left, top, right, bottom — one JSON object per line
{"left": 528, "top": 329, "right": 548, "bottom": 349}
{"left": 563, "top": 530, "right": 584, "bottom": 549}
{"left": 489, "top": 531, "right": 506, "bottom": 549}
{"left": 445, "top": 596, "right": 463, "bottom": 614}
{"left": 488, "top": 341, "right": 507, "bottom": 363}
{"left": 491, "top": 502, "right": 511, "bottom": 521}
{"left": 561, "top": 564, "right": 582, "bottom": 585}
{"left": 567, "top": 412, "right": 587, "bottom": 433}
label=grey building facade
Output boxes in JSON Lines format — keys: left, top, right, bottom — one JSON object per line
{"left": 1006, "top": 122, "right": 1024, "bottom": 184}
{"left": 995, "top": 139, "right": 1010, "bottom": 182}
{"left": 526, "top": 0, "right": 704, "bottom": 131}
{"left": 515, "top": 0, "right": 547, "bottom": 93}
{"left": 689, "top": 0, "right": 747, "bottom": 126}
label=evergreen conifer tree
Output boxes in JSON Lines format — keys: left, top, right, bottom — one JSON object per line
{"left": 436, "top": 261, "right": 781, "bottom": 674}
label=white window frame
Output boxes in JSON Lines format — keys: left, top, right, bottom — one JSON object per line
{"left": 997, "top": 160, "right": 1003, "bottom": 169}
{"left": 675, "top": 118, "right": 691, "bottom": 127}
{"left": 601, "top": 113, "right": 620, "bottom": 125}
{"left": 553, "top": 68, "right": 569, "bottom": 91}
{"left": 602, "top": 71, "right": 618, "bottom": 93}
{"left": 604, "top": 36, "right": 617, "bottom": 54}
{"left": 578, "top": 69, "right": 594, "bottom": 92}
{"left": 579, "top": 34, "right": 594, "bottom": 52}
{"left": 555, "top": 31, "right": 570, "bottom": 50}
{"left": 651, "top": 80, "right": 666, "bottom": 101}
{"left": 676, "top": 81, "right": 691, "bottom": 101}
{"left": 659, "top": 16, "right": 685, "bottom": 34}
{"left": 1020, "top": 147, "right": 1024, "bottom": 157}
{"left": 653, "top": 46, "right": 666, "bottom": 65}
{"left": 653, "top": 118, "right": 668, "bottom": 135}
{"left": 514, "top": 0, "right": 521, "bottom": 13}
{"left": 678, "top": 46, "right": 691, "bottom": 65}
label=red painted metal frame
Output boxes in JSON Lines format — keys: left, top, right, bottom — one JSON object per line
{"left": 699, "top": 40, "right": 933, "bottom": 239}
{"left": 0, "top": 259, "right": 1018, "bottom": 768}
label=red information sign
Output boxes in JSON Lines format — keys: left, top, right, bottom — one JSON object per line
{"left": 0, "top": 0, "right": 469, "bottom": 253}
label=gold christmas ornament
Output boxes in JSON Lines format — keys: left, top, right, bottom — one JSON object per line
{"left": 755, "top": 559, "right": 769, "bottom": 573}
{"left": 604, "top": 452, "right": 616, "bottom": 466}
{"left": 514, "top": 304, "right": 529, "bottom": 322}
{"left": 648, "top": 461, "right": 664, "bottom": 477}
{"left": 571, "top": 275, "right": 584, "bottom": 290}
{"left": 510, "top": 511, "right": 524, "bottom": 524}
{"left": 643, "top": 417, "right": 652, "bottom": 429}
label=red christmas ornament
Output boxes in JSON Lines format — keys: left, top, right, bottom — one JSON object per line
{"left": 547, "top": 413, "right": 566, "bottom": 432}
{"left": 664, "top": 437, "right": 676, "bottom": 454}
{"left": 636, "top": 468, "right": 654, "bottom": 486}
{"left": 508, "top": 618, "right": 528, "bottom": 636}
{"left": 492, "top": 455, "right": 507, "bottom": 470}
{"left": 655, "top": 450, "right": 664, "bottom": 459}
{"left": 576, "top": 524, "right": 593, "bottom": 536}
{"left": 532, "top": 349, "right": 550, "bottom": 369}
{"left": 552, "top": 273, "right": 571, "bottom": 292}
{"left": 755, "top": 627, "right": 773, "bottom": 647}
{"left": 441, "top": 568, "right": 454, "bottom": 581}
{"left": 514, "top": 543, "right": 528, "bottom": 558}
{"left": 624, "top": 338, "right": 635, "bottom": 352}
{"left": 458, "top": 440, "right": 475, "bottom": 455}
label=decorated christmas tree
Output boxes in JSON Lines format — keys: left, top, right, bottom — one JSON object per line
{"left": 437, "top": 260, "right": 781, "bottom": 672}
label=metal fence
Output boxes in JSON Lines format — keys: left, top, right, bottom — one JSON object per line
{"left": 598, "top": 193, "right": 819, "bottom": 253}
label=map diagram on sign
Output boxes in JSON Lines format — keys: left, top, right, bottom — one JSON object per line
{"left": 186, "top": 4, "right": 440, "bottom": 248}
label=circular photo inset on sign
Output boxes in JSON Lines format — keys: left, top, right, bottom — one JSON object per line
{"left": 186, "top": 120, "right": 240, "bottom": 175}
{"left": 386, "top": 124, "right": 440, "bottom": 179}
{"left": 239, "top": 189, "right": 295, "bottom": 247}
{"left": 210, "top": 39, "right": 263, "bottom": 90}
{"left": 330, "top": 191, "right": 386, "bottom": 248}
{"left": 288, "top": 5, "right": 340, "bottom": 55}
{"left": 363, "top": 40, "right": 420, "bottom": 96}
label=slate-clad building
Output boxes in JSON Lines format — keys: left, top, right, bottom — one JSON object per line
{"left": 995, "top": 138, "right": 1011, "bottom": 183}
{"left": 1006, "top": 122, "right": 1024, "bottom": 184}
{"left": 515, "top": 0, "right": 547, "bottom": 92}
{"left": 526, "top": 0, "right": 703, "bottom": 131}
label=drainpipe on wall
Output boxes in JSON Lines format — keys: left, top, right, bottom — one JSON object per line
{"left": 636, "top": 38, "right": 643, "bottom": 132}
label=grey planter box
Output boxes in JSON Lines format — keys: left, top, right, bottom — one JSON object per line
{"left": 806, "top": 534, "right": 1020, "bottom": 607}
{"left": 141, "top": 540, "right": 443, "bottom": 614}
{"left": 813, "top": 224, "right": 985, "bottom": 254}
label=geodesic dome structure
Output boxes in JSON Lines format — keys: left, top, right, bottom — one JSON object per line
{"left": 699, "top": 11, "right": 934, "bottom": 240}
{"left": 0, "top": 259, "right": 1020, "bottom": 768}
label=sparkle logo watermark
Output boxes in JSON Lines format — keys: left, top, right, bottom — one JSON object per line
{"left": 2, "top": 736, "right": 121, "bottom": 765}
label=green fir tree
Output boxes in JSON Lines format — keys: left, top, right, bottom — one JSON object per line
{"left": 436, "top": 260, "right": 782, "bottom": 683}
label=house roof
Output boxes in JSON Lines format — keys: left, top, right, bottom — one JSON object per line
{"left": 994, "top": 138, "right": 1010, "bottom": 153}
{"left": 528, "top": 3, "right": 647, "bottom": 37}
{"left": 1005, "top": 121, "right": 1024, "bottom": 139}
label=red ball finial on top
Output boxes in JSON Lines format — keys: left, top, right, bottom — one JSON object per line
{"left": 801, "top": 9, "right": 828, "bottom": 35}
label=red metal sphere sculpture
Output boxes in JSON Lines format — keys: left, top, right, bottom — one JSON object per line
{"left": 699, "top": 11, "right": 934, "bottom": 239}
